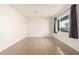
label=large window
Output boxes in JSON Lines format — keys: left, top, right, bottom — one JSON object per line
{"left": 59, "top": 15, "right": 69, "bottom": 32}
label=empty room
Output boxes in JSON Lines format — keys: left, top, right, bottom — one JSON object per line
{"left": 0, "top": 4, "right": 79, "bottom": 55}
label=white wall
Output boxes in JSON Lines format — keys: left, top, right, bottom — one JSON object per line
{"left": 27, "top": 18, "right": 50, "bottom": 37}
{"left": 0, "top": 5, "right": 51, "bottom": 52}
{"left": 52, "top": 5, "right": 79, "bottom": 52}
{"left": 0, "top": 5, "right": 27, "bottom": 52}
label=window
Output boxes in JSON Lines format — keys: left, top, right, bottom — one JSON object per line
{"left": 59, "top": 15, "right": 69, "bottom": 32}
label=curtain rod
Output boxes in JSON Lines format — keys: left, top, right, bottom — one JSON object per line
{"left": 56, "top": 4, "right": 77, "bottom": 18}
{"left": 56, "top": 7, "right": 71, "bottom": 18}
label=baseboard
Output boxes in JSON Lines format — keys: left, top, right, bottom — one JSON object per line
{"left": 27, "top": 35, "right": 52, "bottom": 38}
{"left": 0, "top": 35, "right": 27, "bottom": 52}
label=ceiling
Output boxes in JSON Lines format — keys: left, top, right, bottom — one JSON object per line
{"left": 11, "top": 4, "right": 70, "bottom": 18}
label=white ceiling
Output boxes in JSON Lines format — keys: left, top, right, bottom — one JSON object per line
{"left": 11, "top": 4, "right": 70, "bottom": 18}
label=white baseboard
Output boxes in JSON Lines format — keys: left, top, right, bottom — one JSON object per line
{"left": 0, "top": 35, "right": 27, "bottom": 52}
